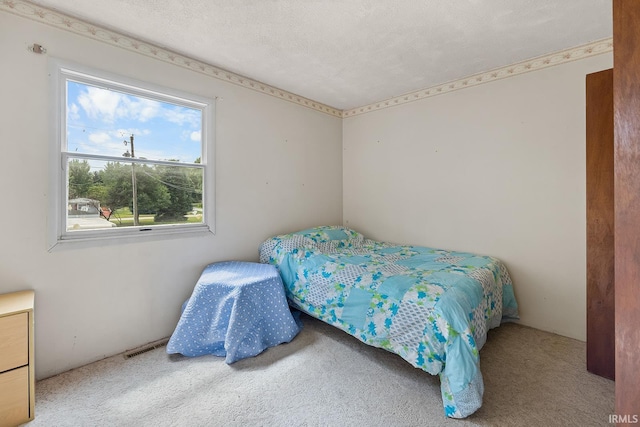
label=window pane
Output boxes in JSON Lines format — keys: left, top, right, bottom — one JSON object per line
{"left": 67, "top": 159, "right": 124, "bottom": 231}
{"left": 66, "top": 80, "right": 202, "bottom": 163}
{"left": 66, "top": 158, "right": 203, "bottom": 231}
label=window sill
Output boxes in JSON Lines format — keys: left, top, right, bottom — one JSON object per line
{"left": 47, "top": 223, "right": 214, "bottom": 252}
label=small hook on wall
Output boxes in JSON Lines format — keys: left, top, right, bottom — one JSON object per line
{"left": 28, "top": 43, "right": 47, "bottom": 54}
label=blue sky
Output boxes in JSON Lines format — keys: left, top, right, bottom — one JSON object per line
{"left": 66, "top": 80, "right": 202, "bottom": 164}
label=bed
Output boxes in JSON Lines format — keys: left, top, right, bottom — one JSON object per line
{"left": 259, "top": 226, "right": 518, "bottom": 418}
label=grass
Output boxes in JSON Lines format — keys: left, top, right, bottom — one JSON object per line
{"left": 109, "top": 208, "right": 202, "bottom": 226}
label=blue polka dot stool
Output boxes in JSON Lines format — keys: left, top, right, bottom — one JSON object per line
{"left": 166, "top": 261, "right": 302, "bottom": 363}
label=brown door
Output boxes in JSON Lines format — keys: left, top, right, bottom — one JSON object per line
{"left": 613, "top": 0, "right": 640, "bottom": 418}
{"left": 586, "top": 68, "right": 615, "bottom": 381}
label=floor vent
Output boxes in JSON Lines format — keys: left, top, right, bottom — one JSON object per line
{"left": 124, "top": 338, "right": 169, "bottom": 359}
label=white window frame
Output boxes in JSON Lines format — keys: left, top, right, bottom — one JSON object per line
{"left": 48, "top": 59, "right": 215, "bottom": 250}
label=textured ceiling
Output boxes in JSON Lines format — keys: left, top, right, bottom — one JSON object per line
{"left": 26, "top": 0, "right": 612, "bottom": 111}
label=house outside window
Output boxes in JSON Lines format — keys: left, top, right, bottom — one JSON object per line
{"left": 49, "top": 60, "right": 214, "bottom": 248}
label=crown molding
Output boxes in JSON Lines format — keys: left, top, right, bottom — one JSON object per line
{"left": 0, "top": 0, "right": 343, "bottom": 118}
{"left": 342, "top": 38, "right": 613, "bottom": 118}
{"left": 2, "top": 1, "right": 613, "bottom": 120}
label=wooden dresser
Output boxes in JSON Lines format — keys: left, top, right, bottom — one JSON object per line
{"left": 0, "top": 291, "right": 34, "bottom": 427}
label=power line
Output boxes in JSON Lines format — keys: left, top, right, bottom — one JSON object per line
{"left": 139, "top": 168, "right": 202, "bottom": 194}
{"left": 68, "top": 125, "right": 198, "bottom": 163}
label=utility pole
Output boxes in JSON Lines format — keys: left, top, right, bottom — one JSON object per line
{"left": 124, "top": 134, "right": 139, "bottom": 226}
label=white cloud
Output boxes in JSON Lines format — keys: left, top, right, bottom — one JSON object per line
{"left": 78, "top": 87, "right": 123, "bottom": 123}
{"left": 164, "top": 108, "right": 201, "bottom": 127}
{"left": 88, "top": 132, "right": 112, "bottom": 144}
{"left": 77, "top": 131, "right": 128, "bottom": 158}
{"left": 77, "top": 87, "right": 164, "bottom": 123}
{"left": 68, "top": 103, "right": 80, "bottom": 121}
{"left": 190, "top": 131, "right": 201, "bottom": 142}
{"left": 123, "top": 97, "right": 161, "bottom": 123}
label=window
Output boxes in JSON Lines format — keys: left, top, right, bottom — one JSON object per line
{"left": 49, "top": 60, "right": 214, "bottom": 248}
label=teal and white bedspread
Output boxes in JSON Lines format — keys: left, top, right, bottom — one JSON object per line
{"left": 259, "top": 226, "right": 518, "bottom": 418}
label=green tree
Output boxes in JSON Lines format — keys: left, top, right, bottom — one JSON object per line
{"left": 187, "top": 157, "right": 203, "bottom": 204}
{"left": 101, "top": 162, "right": 133, "bottom": 213}
{"left": 187, "top": 168, "right": 203, "bottom": 204}
{"left": 101, "top": 162, "right": 172, "bottom": 216}
{"left": 68, "top": 160, "right": 93, "bottom": 199}
{"left": 92, "top": 162, "right": 199, "bottom": 223}
{"left": 134, "top": 165, "right": 171, "bottom": 214}
{"left": 155, "top": 165, "right": 195, "bottom": 222}
{"left": 86, "top": 185, "right": 108, "bottom": 204}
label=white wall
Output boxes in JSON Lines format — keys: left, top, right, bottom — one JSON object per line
{"left": 0, "top": 13, "right": 342, "bottom": 379}
{"left": 343, "top": 54, "right": 612, "bottom": 341}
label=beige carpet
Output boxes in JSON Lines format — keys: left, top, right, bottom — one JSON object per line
{"left": 26, "top": 314, "right": 614, "bottom": 427}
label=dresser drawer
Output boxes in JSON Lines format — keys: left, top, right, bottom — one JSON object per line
{"left": 0, "top": 366, "right": 29, "bottom": 427}
{"left": 0, "top": 313, "right": 28, "bottom": 373}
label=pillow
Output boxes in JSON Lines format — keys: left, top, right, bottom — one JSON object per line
{"left": 259, "top": 226, "right": 365, "bottom": 264}
{"left": 294, "top": 226, "right": 364, "bottom": 244}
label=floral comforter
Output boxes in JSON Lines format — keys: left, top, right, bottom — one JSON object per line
{"left": 259, "top": 226, "right": 518, "bottom": 418}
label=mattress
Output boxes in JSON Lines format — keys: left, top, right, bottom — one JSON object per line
{"left": 259, "top": 226, "right": 518, "bottom": 418}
